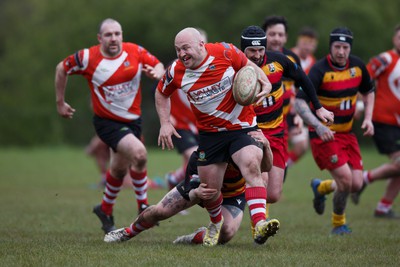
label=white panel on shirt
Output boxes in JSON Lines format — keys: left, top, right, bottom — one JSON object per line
{"left": 92, "top": 51, "right": 141, "bottom": 120}
{"left": 388, "top": 59, "right": 400, "bottom": 101}
{"left": 92, "top": 51, "right": 128, "bottom": 86}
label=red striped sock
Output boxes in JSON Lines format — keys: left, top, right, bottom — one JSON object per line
{"left": 128, "top": 221, "right": 154, "bottom": 237}
{"left": 367, "top": 171, "right": 373, "bottom": 183}
{"left": 363, "top": 170, "right": 373, "bottom": 183}
{"left": 246, "top": 186, "right": 267, "bottom": 226}
{"left": 130, "top": 169, "right": 149, "bottom": 209}
{"left": 101, "top": 171, "right": 123, "bottom": 215}
{"left": 205, "top": 193, "right": 223, "bottom": 224}
{"left": 376, "top": 198, "right": 393, "bottom": 213}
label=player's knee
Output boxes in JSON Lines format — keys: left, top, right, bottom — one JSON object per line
{"left": 134, "top": 150, "right": 147, "bottom": 169}
{"left": 392, "top": 156, "right": 400, "bottom": 172}
{"left": 219, "top": 225, "right": 236, "bottom": 244}
{"left": 267, "top": 191, "right": 281, "bottom": 203}
{"left": 298, "top": 142, "right": 308, "bottom": 153}
{"left": 246, "top": 159, "right": 263, "bottom": 178}
{"left": 335, "top": 178, "right": 352, "bottom": 192}
{"left": 351, "top": 179, "right": 364, "bottom": 192}
{"left": 111, "top": 168, "right": 127, "bottom": 180}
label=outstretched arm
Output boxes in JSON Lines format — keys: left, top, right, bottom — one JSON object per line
{"left": 155, "top": 90, "right": 181, "bottom": 150}
{"left": 296, "top": 70, "right": 334, "bottom": 125}
{"left": 143, "top": 62, "right": 165, "bottom": 80}
{"left": 294, "top": 98, "right": 335, "bottom": 142}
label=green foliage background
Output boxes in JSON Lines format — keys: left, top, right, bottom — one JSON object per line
{"left": 1, "top": 0, "right": 399, "bottom": 147}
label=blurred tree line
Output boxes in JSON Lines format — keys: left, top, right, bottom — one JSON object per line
{"left": 0, "top": 0, "right": 398, "bottom": 147}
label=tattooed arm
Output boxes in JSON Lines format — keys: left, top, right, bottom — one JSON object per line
{"left": 294, "top": 98, "right": 335, "bottom": 142}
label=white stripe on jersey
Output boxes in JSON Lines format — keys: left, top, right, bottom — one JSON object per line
{"left": 81, "top": 49, "right": 89, "bottom": 70}
{"left": 389, "top": 60, "right": 400, "bottom": 101}
{"left": 92, "top": 51, "right": 128, "bottom": 86}
{"left": 181, "top": 57, "right": 255, "bottom": 129}
{"left": 66, "top": 49, "right": 90, "bottom": 74}
{"left": 93, "top": 73, "right": 141, "bottom": 120}
{"left": 91, "top": 51, "right": 142, "bottom": 120}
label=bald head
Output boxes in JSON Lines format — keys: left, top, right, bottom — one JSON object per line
{"left": 98, "top": 18, "right": 122, "bottom": 34}
{"left": 175, "top": 27, "right": 204, "bottom": 45}
{"left": 174, "top": 27, "right": 207, "bottom": 69}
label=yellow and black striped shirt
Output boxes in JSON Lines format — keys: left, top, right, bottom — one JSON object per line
{"left": 300, "top": 54, "right": 373, "bottom": 134}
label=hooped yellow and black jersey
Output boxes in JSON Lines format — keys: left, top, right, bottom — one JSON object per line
{"left": 255, "top": 50, "right": 321, "bottom": 136}
{"left": 281, "top": 48, "right": 301, "bottom": 117}
{"left": 221, "top": 162, "right": 245, "bottom": 198}
{"left": 301, "top": 54, "right": 374, "bottom": 134}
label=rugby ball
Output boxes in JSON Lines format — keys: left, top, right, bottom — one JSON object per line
{"left": 232, "top": 66, "right": 261, "bottom": 106}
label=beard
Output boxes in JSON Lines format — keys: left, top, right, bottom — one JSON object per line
{"left": 105, "top": 44, "right": 121, "bottom": 57}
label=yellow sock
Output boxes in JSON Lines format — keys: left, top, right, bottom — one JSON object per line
{"left": 265, "top": 203, "right": 270, "bottom": 219}
{"left": 332, "top": 212, "right": 346, "bottom": 227}
{"left": 318, "top": 180, "right": 334, "bottom": 195}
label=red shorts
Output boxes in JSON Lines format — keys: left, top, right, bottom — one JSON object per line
{"left": 261, "top": 131, "right": 287, "bottom": 169}
{"left": 310, "top": 133, "right": 363, "bottom": 171}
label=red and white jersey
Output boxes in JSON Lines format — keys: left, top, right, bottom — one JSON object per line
{"left": 170, "top": 89, "right": 198, "bottom": 133}
{"left": 157, "top": 43, "right": 256, "bottom": 132}
{"left": 63, "top": 42, "right": 161, "bottom": 122}
{"left": 367, "top": 49, "right": 400, "bottom": 126}
{"left": 300, "top": 54, "right": 317, "bottom": 75}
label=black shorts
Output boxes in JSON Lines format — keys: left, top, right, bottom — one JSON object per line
{"left": 172, "top": 130, "right": 198, "bottom": 154}
{"left": 222, "top": 193, "right": 246, "bottom": 211}
{"left": 197, "top": 127, "right": 261, "bottom": 166}
{"left": 176, "top": 177, "right": 246, "bottom": 211}
{"left": 176, "top": 175, "right": 201, "bottom": 201}
{"left": 93, "top": 115, "right": 142, "bottom": 152}
{"left": 372, "top": 122, "right": 400, "bottom": 154}
{"left": 286, "top": 112, "right": 296, "bottom": 129}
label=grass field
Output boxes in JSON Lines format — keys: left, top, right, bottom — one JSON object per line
{"left": 0, "top": 146, "right": 399, "bottom": 266}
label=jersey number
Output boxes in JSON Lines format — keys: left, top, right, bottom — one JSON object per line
{"left": 263, "top": 96, "right": 276, "bottom": 107}
{"left": 340, "top": 99, "right": 352, "bottom": 110}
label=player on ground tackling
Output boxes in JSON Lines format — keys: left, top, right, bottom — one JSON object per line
{"left": 104, "top": 130, "right": 279, "bottom": 245}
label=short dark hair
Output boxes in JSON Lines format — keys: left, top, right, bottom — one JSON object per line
{"left": 298, "top": 26, "right": 318, "bottom": 39}
{"left": 262, "top": 15, "right": 288, "bottom": 33}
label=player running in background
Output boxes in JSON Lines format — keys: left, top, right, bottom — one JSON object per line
{"left": 104, "top": 130, "right": 280, "bottom": 245}
{"left": 262, "top": 15, "right": 309, "bottom": 173}
{"left": 291, "top": 27, "right": 318, "bottom": 75}
{"left": 297, "top": 27, "right": 375, "bottom": 235}
{"left": 287, "top": 27, "right": 319, "bottom": 167}
{"left": 239, "top": 26, "right": 333, "bottom": 228}
{"left": 55, "top": 18, "right": 165, "bottom": 234}
{"left": 350, "top": 24, "right": 400, "bottom": 219}
{"left": 155, "top": 27, "right": 273, "bottom": 247}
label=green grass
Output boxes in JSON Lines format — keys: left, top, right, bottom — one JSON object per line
{"left": 0, "top": 146, "right": 399, "bottom": 266}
